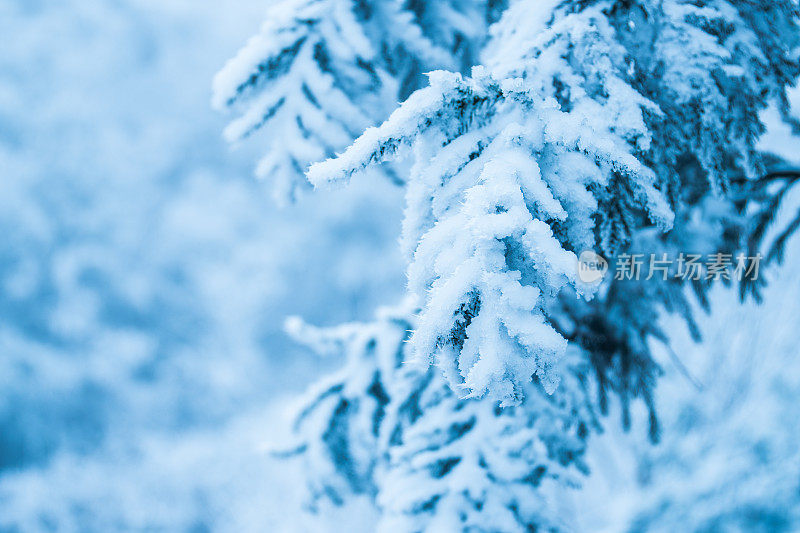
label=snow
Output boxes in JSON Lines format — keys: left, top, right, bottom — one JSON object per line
{"left": 3, "top": 0, "right": 800, "bottom": 531}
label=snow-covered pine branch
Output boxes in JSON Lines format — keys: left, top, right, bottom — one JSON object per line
{"left": 377, "top": 348, "right": 596, "bottom": 532}
{"left": 213, "top": 0, "right": 396, "bottom": 203}
{"left": 279, "top": 304, "right": 413, "bottom": 513}
{"left": 282, "top": 302, "right": 598, "bottom": 531}
{"left": 309, "top": 64, "right": 672, "bottom": 404}
{"left": 306, "top": 0, "right": 800, "bottom": 408}
{"left": 213, "top": 0, "right": 505, "bottom": 203}
{"left": 256, "top": 0, "right": 800, "bottom": 530}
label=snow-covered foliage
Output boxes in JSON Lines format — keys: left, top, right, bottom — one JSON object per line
{"left": 308, "top": 0, "right": 800, "bottom": 410}
{"left": 283, "top": 301, "right": 598, "bottom": 531}
{"left": 379, "top": 354, "right": 594, "bottom": 532}
{"left": 213, "top": 0, "right": 504, "bottom": 202}
{"left": 487, "top": 0, "right": 800, "bottom": 194}
{"left": 277, "top": 0, "right": 800, "bottom": 530}
{"left": 310, "top": 66, "right": 670, "bottom": 405}
{"left": 280, "top": 306, "right": 410, "bottom": 513}
{"left": 4, "top": 0, "right": 800, "bottom": 530}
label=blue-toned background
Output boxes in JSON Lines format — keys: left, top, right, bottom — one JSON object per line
{"left": 1, "top": 1, "right": 799, "bottom": 531}
{"left": 0, "top": 1, "right": 406, "bottom": 529}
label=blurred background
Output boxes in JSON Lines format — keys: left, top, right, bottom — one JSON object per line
{"left": 0, "top": 0, "right": 405, "bottom": 529}
{"left": 0, "top": 1, "right": 798, "bottom": 531}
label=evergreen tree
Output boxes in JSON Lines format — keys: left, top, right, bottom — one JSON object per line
{"left": 219, "top": 0, "right": 800, "bottom": 530}
{"left": 307, "top": 0, "right": 800, "bottom": 430}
